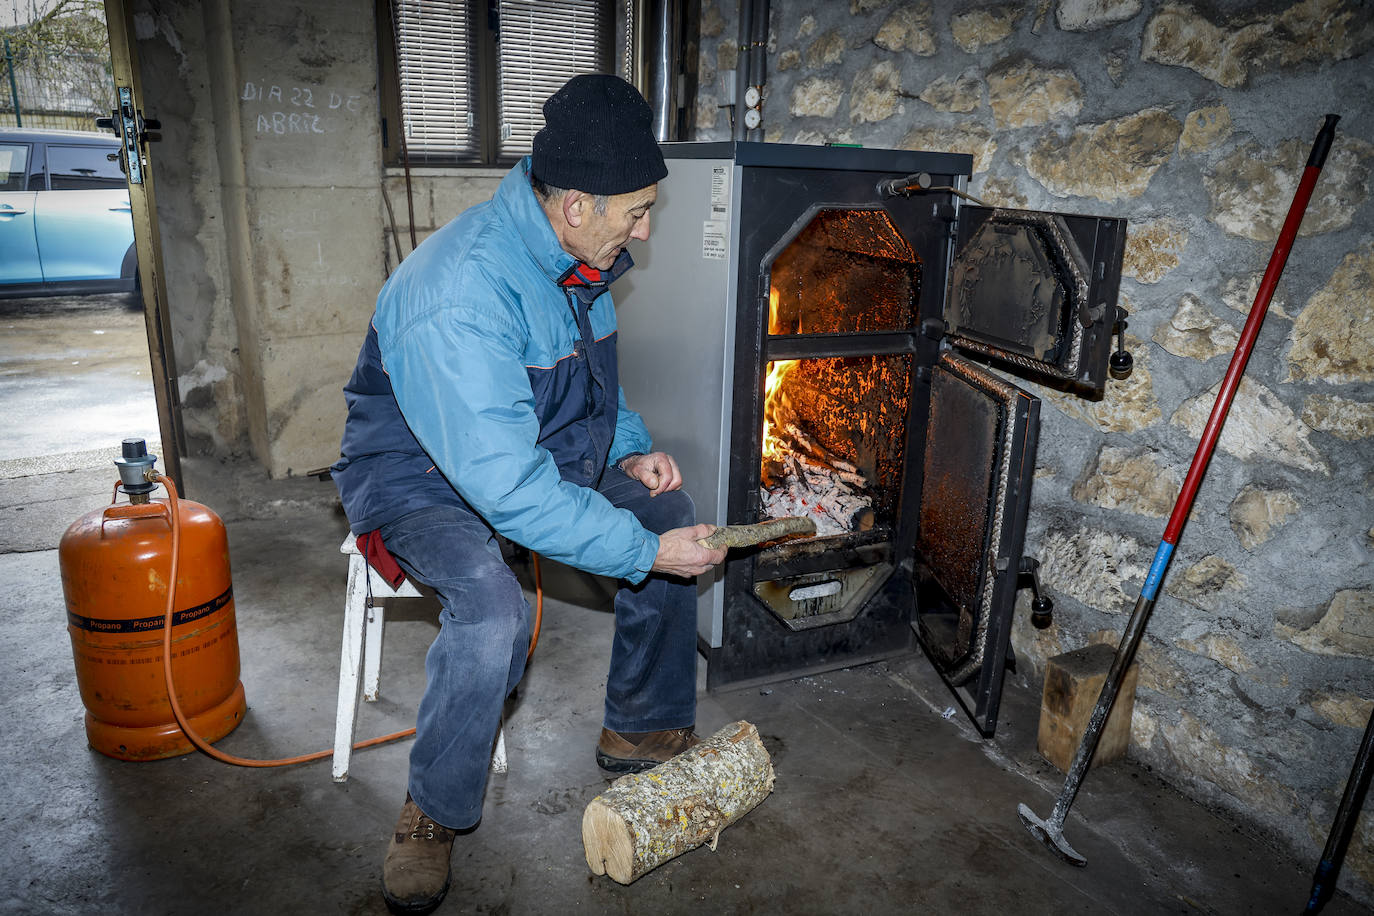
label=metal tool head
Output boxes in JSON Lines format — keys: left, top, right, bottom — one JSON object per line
{"left": 1017, "top": 803, "right": 1087, "bottom": 867}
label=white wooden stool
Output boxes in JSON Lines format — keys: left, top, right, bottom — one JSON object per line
{"left": 333, "top": 532, "right": 507, "bottom": 782}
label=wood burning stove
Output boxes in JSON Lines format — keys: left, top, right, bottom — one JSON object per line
{"left": 616, "top": 142, "right": 1126, "bottom": 734}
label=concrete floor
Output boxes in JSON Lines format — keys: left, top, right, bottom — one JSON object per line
{"left": 0, "top": 292, "right": 159, "bottom": 462}
{"left": 2, "top": 295, "right": 1368, "bottom": 914}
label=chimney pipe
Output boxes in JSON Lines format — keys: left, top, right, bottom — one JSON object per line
{"left": 733, "top": 0, "right": 768, "bottom": 141}
{"left": 645, "top": 0, "right": 683, "bottom": 141}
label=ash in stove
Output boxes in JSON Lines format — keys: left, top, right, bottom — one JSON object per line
{"left": 760, "top": 451, "right": 874, "bottom": 537}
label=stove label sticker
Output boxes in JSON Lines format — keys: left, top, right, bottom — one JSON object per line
{"left": 703, "top": 220, "right": 728, "bottom": 260}
{"left": 710, "top": 166, "right": 730, "bottom": 219}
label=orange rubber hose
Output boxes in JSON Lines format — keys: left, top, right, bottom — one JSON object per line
{"left": 528, "top": 552, "right": 543, "bottom": 659}
{"left": 149, "top": 472, "right": 543, "bottom": 768}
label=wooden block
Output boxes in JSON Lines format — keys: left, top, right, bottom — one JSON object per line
{"left": 1037, "top": 643, "right": 1139, "bottom": 774}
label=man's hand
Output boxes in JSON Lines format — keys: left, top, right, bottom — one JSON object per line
{"left": 652, "top": 524, "right": 727, "bottom": 578}
{"left": 620, "top": 451, "right": 682, "bottom": 497}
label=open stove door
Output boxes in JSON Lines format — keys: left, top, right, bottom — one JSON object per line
{"left": 945, "top": 205, "right": 1127, "bottom": 396}
{"left": 914, "top": 352, "right": 1039, "bottom": 736}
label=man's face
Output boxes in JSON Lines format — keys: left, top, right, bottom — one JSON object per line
{"left": 563, "top": 186, "right": 657, "bottom": 270}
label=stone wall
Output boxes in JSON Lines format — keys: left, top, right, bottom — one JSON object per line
{"left": 691, "top": 0, "right": 1373, "bottom": 900}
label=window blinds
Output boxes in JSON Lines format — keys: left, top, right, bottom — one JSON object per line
{"left": 393, "top": 0, "right": 479, "bottom": 161}
{"left": 495, "top": 0, "right": 613, "bottom": 161}
{"left": 390, "top": 0, "right": 612, "bottom": 163}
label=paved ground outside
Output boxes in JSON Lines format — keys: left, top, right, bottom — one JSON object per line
{"left": 0, "top": 291, "right": 160, "bottom": 464}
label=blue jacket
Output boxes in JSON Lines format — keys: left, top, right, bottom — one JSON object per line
{"left": 332, "top": 159, "right": 658, "bottom": 583}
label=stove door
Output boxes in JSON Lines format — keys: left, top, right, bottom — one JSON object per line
{"left": 915, "top": 351, "right": 1039, "bottom": 736}
{"left": 945, "top": 205, "right": 1126, "bottom": 396}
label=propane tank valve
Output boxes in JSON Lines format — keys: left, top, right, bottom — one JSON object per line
{"left": 114, "top": 437, "right": 158, "bottom": 503}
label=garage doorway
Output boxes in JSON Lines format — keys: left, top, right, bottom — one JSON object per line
{"left": 0, "top": 0, "right": 182, "bottom": 493}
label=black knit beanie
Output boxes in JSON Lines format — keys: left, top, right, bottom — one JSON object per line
{"left": 531, "top": 74, "right": 668, "bottom": 196}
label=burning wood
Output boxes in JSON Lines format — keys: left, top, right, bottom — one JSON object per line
{"left": 778, "top": 422, "right": 868, "bottom": 489}
{"left": 760, "top": 359, "right": 877, "bottom": 537}
{"left": 761, "top": 453, "right": 874, "bottom": 536}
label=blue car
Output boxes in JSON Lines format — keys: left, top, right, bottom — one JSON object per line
{"left": 0, "top": 127, "right": 138, "bottom": 297}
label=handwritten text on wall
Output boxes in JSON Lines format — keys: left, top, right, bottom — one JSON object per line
{"left": 242, "top": 80, "right": 363, "bottom": 136}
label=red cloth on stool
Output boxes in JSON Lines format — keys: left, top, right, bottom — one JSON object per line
{"left": 356, "top": 530, "right": 406, "bottom": 589}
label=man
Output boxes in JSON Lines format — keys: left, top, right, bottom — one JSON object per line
{"left": 331, "top": 74, "right": 726, "bottom": 914}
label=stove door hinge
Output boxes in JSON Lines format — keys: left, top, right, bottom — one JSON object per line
{"left": 940, "top": 202, "right": 959, "bottom": 241}
{"left": 920, "top": 317, "right": 947, "bottom": 340}
{"left": 1109, "top": 305, "right": 1134, "bottom": 380}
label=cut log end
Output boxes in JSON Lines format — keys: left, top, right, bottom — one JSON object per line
{"left": 582, "top": 798, "right": 637, "bottom": 883}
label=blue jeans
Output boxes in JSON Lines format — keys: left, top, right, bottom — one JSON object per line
{"left": 378, "top": 468, "right": 698, "bottom": 829}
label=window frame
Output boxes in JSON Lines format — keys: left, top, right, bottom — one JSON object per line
{"left": 0, "top": 142, "right": 32, "bottom": 192}
{"left": 46, "top": 143, "right": 127, "bottom": 190}
{"left": 376, "top": 0, "right": 617, "bottom": 170}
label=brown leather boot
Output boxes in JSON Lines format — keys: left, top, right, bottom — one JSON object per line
{"left": 596, "top": 726, "right": 699, "bottom": 774}
{"left": 381, "top": 795, "right": 456, "bottom": 915}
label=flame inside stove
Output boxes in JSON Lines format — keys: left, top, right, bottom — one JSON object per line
{"left": 761, "top": 358, "right": 798, "bottom": 465}
{"left": 759, "top": 356, "right": 878, "bottom": 538}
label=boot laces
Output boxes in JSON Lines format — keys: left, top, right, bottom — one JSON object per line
{"left": 409, "top": 811, "right": 453, "bottom": 843}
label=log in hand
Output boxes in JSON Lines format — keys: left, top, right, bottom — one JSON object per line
{"left": 620, "top": 451, "right": 681, "bottom": 497}
{"left": 697, "top": 516, "right": 816, "bottom": 550}
{"left": 654, "top": 524, "right": 726, "bottom": 578}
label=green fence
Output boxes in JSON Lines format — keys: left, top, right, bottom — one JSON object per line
{"left": 2, "top": 34, "right": 112, "bottom": 132}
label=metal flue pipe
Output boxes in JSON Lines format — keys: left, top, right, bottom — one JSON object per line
{"left": 645, "top": 0, "right": 682, "bottom": 141}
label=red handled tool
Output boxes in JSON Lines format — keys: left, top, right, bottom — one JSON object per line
{"left": 1018, "top": 113, "right": 1342, "bottom": 867}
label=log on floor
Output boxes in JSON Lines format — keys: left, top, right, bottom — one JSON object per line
{"left": 582, "top": 720, "right": 775, "bottom": 884}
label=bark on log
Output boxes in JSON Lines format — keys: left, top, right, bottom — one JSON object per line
{"left": 582, "top": 721, "right": 775, "bottom": 884}
{"left": 698, "top": 517, "right": 816, "bottom": 550}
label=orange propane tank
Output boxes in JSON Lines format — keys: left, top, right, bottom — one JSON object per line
{"left": 59, "top": 441, "right": 246, "bottom": 761}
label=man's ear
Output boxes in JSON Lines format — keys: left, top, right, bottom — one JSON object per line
{"left": 562, "top": 191, "right": 586, "bottom": 229}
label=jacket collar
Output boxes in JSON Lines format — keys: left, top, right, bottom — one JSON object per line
{"left": 558, "top": 249, "right": 634, "bottom": 288}
{"left": 497, "top": 158, "right": 634, "bottom": 296}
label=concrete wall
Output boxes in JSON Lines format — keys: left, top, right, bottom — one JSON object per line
{"left": 133, "top": 0, "right": 386, "bottom": 478}
{"left": 380, "top": 169, "right": 505, "bottom": 274}
{"left": 687, "top": 0, "right": 1373, "bottom": 898}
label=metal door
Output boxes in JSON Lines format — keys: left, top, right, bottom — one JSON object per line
{"left": 945, "top": 205, "right": 1127, "bottom": 396}
{"left": 914, "top": 351, "right": 1039, "bottom": 735}
{"left": 101, "top": 0, "right": 186, "bottom": 491}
